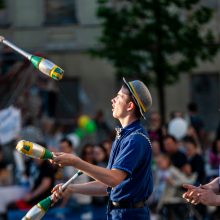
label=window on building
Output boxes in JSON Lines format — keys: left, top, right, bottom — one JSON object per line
{"left": 190, "top": 73, "right": 220, "bottom": 132}
{"left": 45, "top": 0, "right": 77, "bottom": 26}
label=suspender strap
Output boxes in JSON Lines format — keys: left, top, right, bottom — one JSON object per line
{"left": 130, "top": 131, "right": 152, "bottom": 148}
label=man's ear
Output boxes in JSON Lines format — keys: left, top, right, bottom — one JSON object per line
{"left": 127, "top": 101, "right": 135, "bottom": 112}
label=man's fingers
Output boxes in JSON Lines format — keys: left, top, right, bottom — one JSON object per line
{"left": 51, "top": 184, "right": 62, "bottom": 193}
{"left": 51, "top": 156, "right": 63, "bottom": 167}
{"left": 53, "top": 156, "right": 61, "bottom": 163}
{"left": 53, "top": 152, "right": 63, "bottom": 156}
{"left": 182, "top": 193, "right": 190, "bottom": 203}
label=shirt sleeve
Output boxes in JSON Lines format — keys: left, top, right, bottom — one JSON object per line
{"left": 111, "top": 136, "right": 150, "bottom": 175}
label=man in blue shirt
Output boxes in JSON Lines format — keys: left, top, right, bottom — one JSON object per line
{"left": 52, "top": 78, "right": 153, "bottom": 220}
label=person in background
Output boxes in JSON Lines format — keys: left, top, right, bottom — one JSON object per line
{"left": 151, "top": 140, "right": 162, "bottom": 158}
{"left": 151, "top": 140, "right": 162, "bottom": 171}
{"left": 0, "top": 145, "right": 24, "bottom": 220}
{"left": 0, "top": 145, "right": 12, "bottom": 186}
{"left": 93, "top": 144, "right": 108, "bottom": 206}
{"left": 41, "top": 117, "right": 60, "bottom": 150}
{"left": 80, "top": 144, "right": 95, "bottom": 165}
{"left": 183, "top": 136, "right": 206, "bottom": 185}
{"left": 154, "top": 154, "right": 196, "bottom": 220}
{"left": 170, "top": 110, "right": 184, "bottom": 119}
{"left": 186, "top": 102, "right": 205, "bottom": 144}
{"left": 58, "top": 138, "right": 76, "bottom": 181}
{"left": 163, "top": 135, "right": 188, "bottom": 171}
{"left": 93, "top": 144, "right": 108, "bottom": 168}
{"left": 148, "top": 111, "right": 165, "bottom": 152}
{"left": 73, "top": 143, "right": 94, "bottom": 220}
{"left": 94, "top": 110, "right": 112, "bottom": 143}
{"left": 186, "top": 125, "right": 201, "bottom": 153}
{"left": 209, "top": 138, "right": 220, "bottom": 170}
{"left": 101, "top": 139, "right": 112, "bottom": 159}
{"left": 183, "top": 136, "right": 208, "bottom": 219}
{"left": 19, "top": 116, "right": 44, "bottom": 144}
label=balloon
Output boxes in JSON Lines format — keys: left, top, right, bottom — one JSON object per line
{"left": 74, "top": 128, "right": 84, "bottom": 139}
{"left": 168, "top": 117, "right": 188, "bottom": 140}
{"left": 85, "top": 120, "right": 96, "bottom": 133}
{"left": 78, "top": 115, "right": 90, "bottom": 128}
{"left": 67, "top": 133, "right": 80, "bottom": 148}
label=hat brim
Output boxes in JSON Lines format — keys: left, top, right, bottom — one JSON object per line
{"left": 123, "top": 77, "right": 146, "bottom": 119}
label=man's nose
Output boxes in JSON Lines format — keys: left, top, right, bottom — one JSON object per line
{"left": 111, "top": 98, "right": 115, "bottom": 103}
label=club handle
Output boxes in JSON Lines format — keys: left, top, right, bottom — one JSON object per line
{"left": 1, "top": 38, "right": 32, "bottom": 60}
{"left": 62, "top": 170, "right": 83, "bottom": 190}
{"left": 50, "top": 170, "right": 83, "bottom": 204}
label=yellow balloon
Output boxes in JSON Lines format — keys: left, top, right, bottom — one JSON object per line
{"left": 78, "top": 115, "right": 90, "bottom": 128}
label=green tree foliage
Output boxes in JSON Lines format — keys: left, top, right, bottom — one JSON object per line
{"left": 90, "top": 0, "right": 218, "bottom": 121}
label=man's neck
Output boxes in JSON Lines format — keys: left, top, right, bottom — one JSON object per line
{"left": 119, "top": 116, "right": 139, "bottom": 128}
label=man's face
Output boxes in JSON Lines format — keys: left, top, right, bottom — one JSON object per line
{"left": 111, "top": 87, "right": 131, "bottom": 119}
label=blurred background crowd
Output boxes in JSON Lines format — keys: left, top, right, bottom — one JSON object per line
{"left": 0, "top": 91, "right": 219, "bottom": 220}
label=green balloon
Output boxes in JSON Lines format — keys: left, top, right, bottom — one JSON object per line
{"left": 85, "top": 120, "right": 96, "bottom": 133}
{"left": 75, "top": 128, "right": 85, "bottom": 139}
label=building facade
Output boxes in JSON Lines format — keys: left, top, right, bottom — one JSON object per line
{"left": 0, "top": 0, "right": 219, "bottom": 131}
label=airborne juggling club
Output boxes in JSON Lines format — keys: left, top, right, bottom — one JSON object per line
{"left": 22, "top": 171, "right": 83, "bottom": 220}
{"left": 0, "top": 36, "right": 64, "bottom": 80}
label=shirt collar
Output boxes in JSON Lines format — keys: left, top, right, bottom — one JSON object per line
{"left": 115, "top": 120, "right": 140, "bottom": 139}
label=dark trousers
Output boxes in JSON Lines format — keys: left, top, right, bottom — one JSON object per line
{"left": 107, "top": 206, "right": 150, "bottom": 220}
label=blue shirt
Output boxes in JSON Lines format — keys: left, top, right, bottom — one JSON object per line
{"left": 107, "top": 120, "right": 153, "bottom": 203}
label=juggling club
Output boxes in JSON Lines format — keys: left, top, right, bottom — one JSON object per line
{"left": 16, "top": 140, "right": 53, "bottom": 160}
{"left": 0, "top": 36, "right": 64, "bottom": 80}
{"left": 22, "top": 171, "right": 83, "bottom": 220}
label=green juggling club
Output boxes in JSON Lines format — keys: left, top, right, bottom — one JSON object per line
{"left": 0, "top": 36, "right": 63, "bottom": 80}
{"left": 22, "top": 170, "right": 83, "bottom": 220}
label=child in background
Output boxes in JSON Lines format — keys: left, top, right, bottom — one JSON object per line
{"left": 153, "top": 154, "right": 196, "bottom": 220}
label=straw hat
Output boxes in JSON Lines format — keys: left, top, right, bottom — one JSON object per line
{"left": 123, "top": 77, "right": 152, "bottom": 119}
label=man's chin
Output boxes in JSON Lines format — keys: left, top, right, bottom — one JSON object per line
{"left": 112, "top": 112, "right": 118, "bottom": 119}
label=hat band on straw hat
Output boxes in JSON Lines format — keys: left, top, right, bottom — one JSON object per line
{"left": 128, "top": 82, "right": 146, "bottom": 113}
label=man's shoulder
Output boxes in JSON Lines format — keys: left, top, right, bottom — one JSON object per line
{"left": 123, "top": 129, "right": 151, "bottom": 148}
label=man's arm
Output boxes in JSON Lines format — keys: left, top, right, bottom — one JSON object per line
{"left": 202, "top": 177, "right": 220, "bottom": 194}
{"left": 53, "top": 152, "right": 127, "bottom": 187}
{"left": 197, "top": 189, "right": 220, "bottom": 206}
{"left": 52, "top": 180, "right": 108, "bottom": 203}
{"left": 67, "top": 180, "right": 108, "bottom": 196}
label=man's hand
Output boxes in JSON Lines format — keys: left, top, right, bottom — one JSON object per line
{"left": 52, "top": 152, "right": 79, "bottom": 167}
{"left": 183, "top": 184, "right": 220, "bottom": 206}
{"left": 182, "top": 184, "right": 200, "bottom": 205}
{"left": 51, "top": 183, "right": 72, "bottom": 204}
{"left": 196, "top": 188, "right": 219, "bottom": 206}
